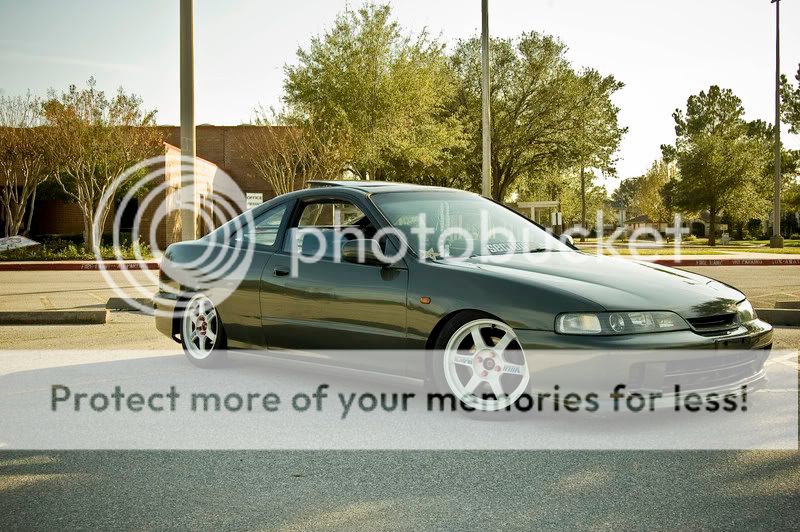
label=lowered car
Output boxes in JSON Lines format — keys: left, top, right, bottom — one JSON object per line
{"left": 154, "top": 181, "right": 773, "bottom": 411}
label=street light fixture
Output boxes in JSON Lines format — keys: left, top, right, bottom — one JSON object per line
{"left": 770, "top": 0, "right": 783, "bottom": 248}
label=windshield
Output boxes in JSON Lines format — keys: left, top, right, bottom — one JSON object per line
{"left": 371, "top": 191, "right": 571, "bottom": 258}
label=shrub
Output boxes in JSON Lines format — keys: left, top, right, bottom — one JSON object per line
{"left": 0, "top": 236, "right": 152, "bottom": 261}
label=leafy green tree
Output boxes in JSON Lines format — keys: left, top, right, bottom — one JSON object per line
{"left": 0, "top": 92, "right": 55, "bottom": 237}
{"left": 631, "top": 159, "right": 676, "bottom": 224}
{"left": 611, "top": 177, "right": 641, "bottom": 214}
{"left": 780, "top": 64, "right": 800, "bottom": 133}
{"left": 42, "top": 78, "right": 163, "bottom": 252}
{"left": 283, "top": 3, "right": 464, "bottom": 180}
{"left": 558, "top": 172, "right": 611, "bottom": 229}
{"left": 665, "top": 86, "right": 769, "bottom": 246}
{"left": 449, "top": 32, "right": 625, "bottom": 201}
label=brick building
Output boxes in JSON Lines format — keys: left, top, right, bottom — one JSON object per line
{"left": 27, "top": 125, "right": 281, "bottom": 247}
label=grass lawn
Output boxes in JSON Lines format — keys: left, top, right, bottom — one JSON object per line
{"left": 588, "top": 248, "right": 725, "bottom": 256}
{"left": 581, "top": 247, "right": 800, "bottom": 256}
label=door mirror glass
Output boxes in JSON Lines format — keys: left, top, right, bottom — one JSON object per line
{"left": 341, "top": 239, "right": 387, "bottom": 266}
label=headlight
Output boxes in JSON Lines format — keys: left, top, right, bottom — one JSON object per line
{"left": 736, "top": 300, "right": 757, "bottom": 323}
{"left": 555, "top": 311, "right": 689, "bottom": 335}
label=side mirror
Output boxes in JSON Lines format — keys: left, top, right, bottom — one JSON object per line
{"left": 341, "top": 239, "right": 387, "bottom": 266}
{"left": 561, "top": 234, "right": 576, "bottom": 248}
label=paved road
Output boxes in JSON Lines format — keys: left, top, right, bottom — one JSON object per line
{"left": 0, "top": 270, "right": 156, "bottom": 312}
{"left": 0, "top": 267, "right": 798, "bottom": 529}
{"left": 679, "top": 265, "right": 800, "bottom": 309}
{"left": 0, "top": 319, "right": 798, "bottom": 529}
{"left": 1, "top": 448, "right": 798, "bottom": 530}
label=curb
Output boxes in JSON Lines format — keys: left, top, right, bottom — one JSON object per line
{"left": 651, "top": 258, "right": 800, "bottom": 267}
{"left": 0, "top": 310, "right": 109, "bottom": 325}
{"left": 756, "top": 309, "right": 800, "bottom": 327}
{"left": 0, "top": 262, "right": 159, "bottom": 271}
{"left": 106, "top": 297, "right": 153, "bottom": 311}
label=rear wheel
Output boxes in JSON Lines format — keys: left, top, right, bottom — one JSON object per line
{"left": 432, "top": 312, "right": 530, "bottom": 412}
{"left": 180, "top": 294, "right": 227, "bottom": 368}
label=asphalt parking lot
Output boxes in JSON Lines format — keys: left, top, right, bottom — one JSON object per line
{"left": 0, "top": 266, "right": 798, "bottom": 530}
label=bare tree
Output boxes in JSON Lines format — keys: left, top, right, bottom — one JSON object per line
{"left": 242, "top": 110, "right": 350, "bottom": 196}
{"left": 0, "top": 92, "right": 53, "bottom": 237}
{"left": 43, "top": 78, "right": 163, "bottom": 252}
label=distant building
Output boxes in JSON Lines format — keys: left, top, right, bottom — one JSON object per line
{"left": 28, "top": 125, "right": 280, "bottom": 246}
{"left": 623, "top": 211, "right": 727, "bottom": 238}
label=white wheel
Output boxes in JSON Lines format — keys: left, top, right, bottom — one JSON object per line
{"left": 442, "top": 318, "right": 530, "bottom": 411}
{"left": 181, "top": 294, "right": 225, "bottom": 365}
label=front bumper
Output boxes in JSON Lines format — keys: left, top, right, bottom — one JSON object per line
{"left": 514, "top": 319, "right": 773, "bottom": 397}
{"left": 153, "top": 290, "right": 180, "bottom": 342}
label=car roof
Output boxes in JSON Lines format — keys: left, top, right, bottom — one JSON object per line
{"left": 305, "top": 180, "right": 462, "bottom": 194}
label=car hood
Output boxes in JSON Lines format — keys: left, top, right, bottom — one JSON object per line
{"left": 439, "top": 251, "right": 744, "bottom": 319}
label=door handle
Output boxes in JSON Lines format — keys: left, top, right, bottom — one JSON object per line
{"left": 273, "top": 267, "right": 290, "bottom": 277}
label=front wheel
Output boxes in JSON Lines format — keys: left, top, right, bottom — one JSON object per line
{"left": 180, "top": 294, "right": 227, "bottom": 368}
{"left": 433, "top": 313, "right": 530, "bottom": 412}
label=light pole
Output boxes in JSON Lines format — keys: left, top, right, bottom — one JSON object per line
{"left": 481, "top": 0, "right": 492, "bottom": 198}
{"left": 180, "top": 0, "right": 197, "bottom": 241}
{"left": 770, "top": 0, "right": 783, "bottom": 248}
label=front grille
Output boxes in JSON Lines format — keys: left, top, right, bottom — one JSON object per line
{"left": 687, "top": 313, "right": 738, "bottom": 335}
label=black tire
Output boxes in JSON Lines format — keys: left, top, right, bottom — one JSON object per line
{"left": 179, "top": 293, "right": 228, "bottom": 368}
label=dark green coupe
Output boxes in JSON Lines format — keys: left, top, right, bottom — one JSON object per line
{"left": 155, "top": 181, "right": 772, "bottom": 411}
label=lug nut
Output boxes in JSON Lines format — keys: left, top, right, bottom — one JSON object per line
{"left": 495, "top": 366, "right": 501, "bottom": 372}
{"left": 480, "top": 370, "right": 488, "bottom": 377}
{"left": 476, "top": 356, "right": 483, "bottom": 363}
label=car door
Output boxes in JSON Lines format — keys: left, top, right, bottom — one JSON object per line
{"left": 216, "top": 201, "right": 291, "bottom": 348}
{"left": 259, "top": 193, "right": 409, "bottom": 373}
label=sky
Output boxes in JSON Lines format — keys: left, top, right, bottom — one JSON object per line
{"left": 1, "top": 0, "right": 798, "bottom": 192}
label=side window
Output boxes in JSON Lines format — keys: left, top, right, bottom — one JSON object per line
{"left": 238, "top": 203, "right": 287, "bottom": 247}
{"left": 286, "top": 200, "right": 376, "bottom": 257}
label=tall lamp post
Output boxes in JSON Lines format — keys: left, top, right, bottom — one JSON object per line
{"left": 480, "top": 0, "right": 492, "bottom": 198}
{"left": 180, "top": 0, "right": 197, "bottom": 241}
{"left": 770, "top": 0, "right": 783, "bottom": 248}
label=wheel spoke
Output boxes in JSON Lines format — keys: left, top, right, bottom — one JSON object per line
{"left": 206, "top": 309, "right": 217, "bottom": 324}
{"left": 493, "top": 332, "right": 513, "bottom": 355}
{"left": 464, "top": 375, "right": 481, "bottom": 393}
{"left": 489, "top": 379, "right": 505, "bottom": 399}
{"left": 470, "top": 326, "right": 487, "bottom": 349}
{"left": 501, "top": 363, "right": 525, "bottom": 376}
{"left": 206, "top": 329, "right": 217, "bottom": 343}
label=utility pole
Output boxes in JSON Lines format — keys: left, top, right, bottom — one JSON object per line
{"left": 481, "top": 0, "right": 492, "bottom": 199}
{"left": 770, "top": 0, "right": 783, "bottom": 248}
{"left": 580, "top": 166, "right": 586, "bottom": 243}
{"left": 180, "top": 0, "right": 197, "bottom": 241}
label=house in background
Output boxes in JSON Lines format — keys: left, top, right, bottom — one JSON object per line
{"left": 623, "top": 211, "right": 726, "bottom": 238}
